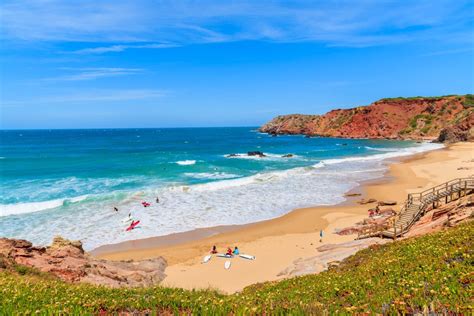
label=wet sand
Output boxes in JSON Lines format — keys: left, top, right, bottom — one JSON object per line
{"left": 93, "top": 142, "right": 474, "bottom": 293}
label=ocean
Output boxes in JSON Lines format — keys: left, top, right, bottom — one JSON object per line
{"left": 0, "top": 127, "right": 443, "bottom": 250}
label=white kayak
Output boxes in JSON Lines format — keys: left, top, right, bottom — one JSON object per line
{"left": 217, "top": 253, "right": 233, "bottom": 258}
{"left": 224, "top": 260, "right": 231, "bottom": 270}
{"left": 202, "top": 255, "right": 211, "bottom": 263}
{"left": 239, "top": 254, "right": 255, "bottom": 260}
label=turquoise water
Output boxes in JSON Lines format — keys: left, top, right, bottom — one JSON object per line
{"left": 0, "top": 127, "right": 442, "bottom": 249}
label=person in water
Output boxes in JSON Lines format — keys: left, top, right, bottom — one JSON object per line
{"left": 210, "top": 245, "right": 217, "bottom": 254}
{"left": 233, "top": 246, "right": 240, "bottom": 255}
{"left": 156, "top": 197, "right": 160, "bottom": 203}
{"left": 114, "top": 207, "right": 118, "bottom": 212}
{"left": 226, "top": 247, "right": 233, "bottom": 257}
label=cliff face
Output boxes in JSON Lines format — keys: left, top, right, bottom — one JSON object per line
{"left": 260, "top": 95, "right": 474, "bottom": 141}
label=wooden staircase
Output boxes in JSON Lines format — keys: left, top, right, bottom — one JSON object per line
{"left": 358, "top": 177, "right": 474, "bottom": 239}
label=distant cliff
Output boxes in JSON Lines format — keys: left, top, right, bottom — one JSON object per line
{"left": 260, "top": 95, "right": 474, "bottom": 142}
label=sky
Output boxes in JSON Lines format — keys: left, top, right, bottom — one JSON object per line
{"left": 0, "top": 0, "right": 473, "bottom": 129}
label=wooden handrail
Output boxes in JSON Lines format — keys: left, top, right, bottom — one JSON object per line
{"left": 358, "top": 177, "right": 474, "bottom": 239}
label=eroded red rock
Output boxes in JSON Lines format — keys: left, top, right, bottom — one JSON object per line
{"left": 0, "top": 236, "right": 167, "bottom": 287}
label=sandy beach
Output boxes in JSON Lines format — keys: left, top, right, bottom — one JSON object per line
{"left": 94, "top": 142, "right": 474, "bottom": 293}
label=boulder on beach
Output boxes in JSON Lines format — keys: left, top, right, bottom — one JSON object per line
{"left": 357, "top": 198, "right": 377, "bottom": 205}
{"left": 378, "top": 200, "right": 397, "bottom": 206}
{"left": 345, "top": 193, "right": 362, "bottom": 197}
{"left": 0, "top": 236, "right": 167, "bottom": 287}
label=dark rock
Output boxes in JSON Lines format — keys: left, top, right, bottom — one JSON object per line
{"left": 344, "top": 193, "right": 362, "bottom": 197}
{"left": 378, "top": 200, "right": 397, "bottom": 206}
{"left": 226, "top": 154, "right": 238, "bottom": 157}
{"left": 247, "top": 151, "right": 266, "bottom": 157}
{"left": 437, "top": 112, "right": 473, "bottom": 143}
{"left": 357, "top": 198, "right": 377, "bottom": 205}
{"left": 282, "top": 154, "right": 294, "bottom": 158}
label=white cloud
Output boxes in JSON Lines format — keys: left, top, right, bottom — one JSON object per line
{"left": 72, "top": 43, "right": 177, "bottom": 54}
{"left": 45, "top": 67, "right": 144, "bottom": 81}
{"left": 1, "top": 0, "right": 472, "bottom": 48}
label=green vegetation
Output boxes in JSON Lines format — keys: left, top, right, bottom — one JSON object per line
{"left": 463, "top": 94, "right": 474, "bottom": 108}
{"left": 1, "top": 222, "right": 472, "bottom": 314}
{"left": 409, "top": 114, "right": 433, "bottom": 129}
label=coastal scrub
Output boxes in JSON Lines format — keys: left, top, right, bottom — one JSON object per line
{"left": 1, "top": 222, "right": 472, "bottom": 314}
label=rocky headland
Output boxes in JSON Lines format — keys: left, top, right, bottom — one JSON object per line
{"left": 260, "top": 95, "right": 474, "bottom": 142}
{"left": 0, "top": 236, "right": 167, "bottom": 287}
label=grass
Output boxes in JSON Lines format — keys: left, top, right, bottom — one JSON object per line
{"left": 1, "top": 222, "right": 473, "bottom": 314}
{"left": 463, "top": 94, "right": 474, "bottom": 108}
{"left": 379, "top": 94, "right": 466, "bottom": 102}
{"left": 409, "top": 114, "right": 433, "bottom": 129}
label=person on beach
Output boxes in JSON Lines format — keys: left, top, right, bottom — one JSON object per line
{"left": 226, "top": 247, "right": 233, "bottom": 257}
{"left": 233, "top": 246, "right": 240, "bottom": 255}
{"left": 210, "top": 245, "right": 217, "bottom": 254}
{"left": 319, "top": 229, "right": 324, "bottom": 243}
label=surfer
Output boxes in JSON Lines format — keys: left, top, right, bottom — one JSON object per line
{"left": 114, "top": 207, "right": 118, "bottom": 212}
{"left": 226, "top": 247, "right": 233, "bottom": 257}
{"left": 233, "top": 246, "right": 240, "bottom": 255}
{"left": 210, "top": 245, "right": 217, "bottom": 254}
{"left": 155, "top": 197, "right": 160, "bottom": 203}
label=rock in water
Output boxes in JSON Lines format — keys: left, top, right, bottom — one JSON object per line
{"left": 247, "top": 151, "right": 266, "bottom": 157}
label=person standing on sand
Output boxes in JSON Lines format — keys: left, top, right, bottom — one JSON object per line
{"left": 319, "top": 229, "right": 324, "bottom": 243}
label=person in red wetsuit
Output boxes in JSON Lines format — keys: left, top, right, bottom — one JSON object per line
{"left": 226, "top": 247, "right": 233, "bottom": 257}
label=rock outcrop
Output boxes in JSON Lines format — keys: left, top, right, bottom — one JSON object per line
{"left": 0, "top": 236, "right": 167, "bottom": 287}
{"left": 437, "top": 111, "right": 474, "bottom": 143}
{"left": 260, "top": 95, "right": 474, "bottom": 140}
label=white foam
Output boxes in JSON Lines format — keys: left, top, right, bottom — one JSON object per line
{"left": 184, "top": 172, "right": 240, "bottom": 180}
{"left": 0, "top": 142, "right": 444, "bottom": 250}
{"left": 225, "top": 153, "right": 298, "bottom": 160}
{"left": 364, "top": 146, "right": 397, "bottom": 152}
{"left": 175, "top": 160, "right": 197, "bottom": 165}
{"left": 0, "top": 195, "right": 89, "bottom": 217}
{"left": 317, "top": 142, "right": 443, "bottom": 167}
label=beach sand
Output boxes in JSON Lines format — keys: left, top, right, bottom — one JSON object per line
{"left": 94, "top": 142, "right": 474, "bottom": 293}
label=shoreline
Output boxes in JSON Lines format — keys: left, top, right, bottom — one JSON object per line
{"left": 93, "top": 142, "right": 473, "bottom": 293}
{"left": 91, "top": 146, "right": 433, "bottom": 258}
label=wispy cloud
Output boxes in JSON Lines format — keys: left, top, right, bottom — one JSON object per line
{"left": 45, "top": 67, "right": 144, "bottom": 81}
{"left": 1, "top": 0, "right": 472, "bottom": 48}
{"left": 73, "top": 43, "right": 178, "bottom": 54}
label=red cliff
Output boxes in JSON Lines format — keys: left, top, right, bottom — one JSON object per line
{"left": 260, "top": 95, "right": 474, "bottom": 141}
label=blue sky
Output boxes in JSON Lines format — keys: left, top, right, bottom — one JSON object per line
{"left": 0, "top": 0, "right": 473, "bottom": 129}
